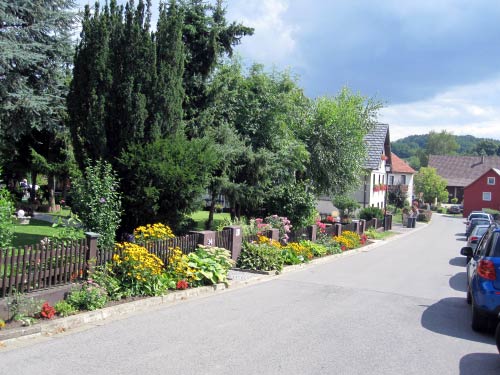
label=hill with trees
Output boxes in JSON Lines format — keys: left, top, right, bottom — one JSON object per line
{"left": 392, "top": 131, "right": 500, "bottom": 170}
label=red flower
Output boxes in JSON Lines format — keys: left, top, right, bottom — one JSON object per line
{"left": 341, "top": 245, "right": 347, "bottom": 251}
{"left": 40, "top": 302, "right": 56, "bottom": 319}
{"left": 326, "top": 215, "right": 335, "bottom": 223}
{"left": 176, "top": 280, "right": 189, "bottom": 290}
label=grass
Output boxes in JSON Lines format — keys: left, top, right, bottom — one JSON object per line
{"left": 11, "top": 219, "right": 62, "bottom": 248}
{"left": 365, "top": 228, "right": 396, "bottom": 240}
{"left": 189, "top": 210, "right": 231, "bottom": 230}
{"left": 43, "top": 207, "right": 72, "bottom": 218}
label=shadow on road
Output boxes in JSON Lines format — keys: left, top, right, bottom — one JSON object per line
{"left": 449, "top": 272, "right": 467, "bottom": 292}
{"left": 455, "top": 232, "right": 466, "bottom": 237}
{"left": 421, "top": 297, "right": 494, "bottom": 345}
{"left": 459, "top": 353, "right": 500, "bottom": 374}
{"left": 450, "top": 257, "right": 467, "bottom": 267}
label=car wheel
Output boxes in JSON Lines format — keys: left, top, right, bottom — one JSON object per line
{"left": 471, "top": 301, "right": 488, "bottom": 332}
{"left": 466, "top": 288, "right": 472, "bottom": 305}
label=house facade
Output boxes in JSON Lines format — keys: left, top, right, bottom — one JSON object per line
{"left": 352, "top": 123, "right": 392, "bottom": 209}
{"left": 387, "top": 152, "right": 416, "bottom": 206}
{"left": 463, "top": 168, "right": 500, "bottom": 217}
{"left": 428, "top": 155, "right": 500, "bottom": 203}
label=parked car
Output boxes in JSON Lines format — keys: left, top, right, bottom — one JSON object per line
{"left": 463, "top": 224, "right": 490, "bottom": 262}
{"left": 461, "top": 224, "right": 500, "bottom": 331}
{"left": 466, "top": 212, "right": 494, "bottom": 226}
{"left": 447, "top": 205, "right": 461, "bottom": 214}
{"left": 466, "top": 218, "right": 493, "bottom": 239}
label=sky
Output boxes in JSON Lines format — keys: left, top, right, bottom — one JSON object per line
{"left": 77, "top": 0, "right": 500, "bottom": 141}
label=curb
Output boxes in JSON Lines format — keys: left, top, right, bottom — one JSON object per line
{"left": 0, "top": 223, "right": 426, "bottom": 347}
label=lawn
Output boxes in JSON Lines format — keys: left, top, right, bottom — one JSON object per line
{"left": 12, "top": 219, "right": 62, "bottom": 248}
{"left": 189, "top": 210, "right": 231, "bottom": 230}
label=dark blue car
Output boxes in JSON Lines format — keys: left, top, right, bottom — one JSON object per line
{"left": 461, "top": 224, "right": 500, "bottom": 331}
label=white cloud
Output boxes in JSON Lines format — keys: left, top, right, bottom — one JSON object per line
{"left": 380, "top": 76, "right": 500, "bottom": 141}
{"left": 227, "top": 0, "right": 299, "bottom": 65}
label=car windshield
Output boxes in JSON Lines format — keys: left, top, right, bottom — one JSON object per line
{"left": 469, "top": 213, "right": 489, "bottom": 221}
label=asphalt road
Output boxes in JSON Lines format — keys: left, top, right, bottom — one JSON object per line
{"left": 2, "top": 214, "right": 500, "bottom": 374}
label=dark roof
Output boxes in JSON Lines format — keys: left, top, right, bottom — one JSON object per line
{"left": 428, "top": 155, "right": 500, "bottom": 187}
{"left": 391, "top": 152, "right": 415, "bottom": 174}
{"left": 364, "top": 123, "right": 390, "bottom": 170}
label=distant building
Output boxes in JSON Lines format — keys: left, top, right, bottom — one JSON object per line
{"left": 387, "top": 152, "right": 416, "bottom": 206}
{"left": 463, "top": 168, "right": 500, "bottom": 217}
{"left": 428, "top": 155, "right": 500, "bottom": 203}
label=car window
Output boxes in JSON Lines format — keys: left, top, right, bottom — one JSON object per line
{"left": 488, "top": 232, "right": 500, "bottom": 257}
{"left": 476, "top": 230, "right": 492, "bottom": 256}
{"left": 475, "top": 227, "right": 488, "bottom": 237}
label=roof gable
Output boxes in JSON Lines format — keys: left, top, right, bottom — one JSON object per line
{"left": 428, "top": 155, "right": 500, "bottom": 187}
{"left": 390, "top": 152, "right": 415, "bottom": 174}
{"left": 364, "top": 123, "right": 390, "bottom": 170}
{"left": 465, "top": 167, "right": 500, "bottom": 189}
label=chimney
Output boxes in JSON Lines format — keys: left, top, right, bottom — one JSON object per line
{"left": 481, "top": 155, "right": 485, "bottom": 164}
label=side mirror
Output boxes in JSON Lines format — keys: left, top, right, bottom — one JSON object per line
{"left": 461, "top": 247, "right": 473, "bottom": 257}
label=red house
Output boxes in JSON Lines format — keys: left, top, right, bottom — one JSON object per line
{"left": 463, "top": 168, "right": 500, "bottom": 217}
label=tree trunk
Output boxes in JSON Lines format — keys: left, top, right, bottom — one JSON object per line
{"left": 206, "top": 190, "right": 217, "bottom": 230}
{"left": 29, "top": 171, "right": 37, "bottom": 203}
{"left": 48, "top": 173, "right": 56, "bottom": 211}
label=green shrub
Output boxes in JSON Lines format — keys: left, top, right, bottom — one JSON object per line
{"left": 71, "top": 160, "right": 122, "bottom": 250}
{"left": 54, "top": 300, "right": 77, "bottom": 317}
{"left": 0, "top": 187, "right": 15, "bottom": 248}
{"left": 67, "top": 281, "right": 108, "bottom": 311}
{"left": 237, "top": 242, "right": 284, "bottom": 272}
{"left": 299, "top": 240, "right": 327, "bottom": 257}
{"left": 187, "top": 246, "right": 234, "bottom": 286}
{"left": 359, "top": 207, "right": 384, "bottom": 221}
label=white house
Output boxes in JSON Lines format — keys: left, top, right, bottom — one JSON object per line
{"left": 352, "top": 123, "right": 392, "bottom": 209}
{"left": 387, "top": 152, "right": 416, "bottom": 206}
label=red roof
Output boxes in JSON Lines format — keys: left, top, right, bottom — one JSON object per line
{"left": 390, "top": 152, "right": 416, "bottom": 174}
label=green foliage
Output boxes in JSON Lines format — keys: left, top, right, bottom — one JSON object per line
{"left": 71, "top": 160, "right": 122, "bottom": 249}
{"left": 299, "top": 240, "right": 328, "bottom": 257}
{"left": 388, "top": 184, "right": 408, "bottom": 209}
{"left": 0, "top": 0, "right": 77, "bottom": 144}
{"left": 67, "top": 281, "right": 108, "bottom": 311}
{"left": 426, "top": 130, "right": 459, "bottom": 156}
{"left": 450, "top": 197, "right": 459, "bottom": 204}
{"left": 51, "top": 214, "right": 85, "bottom": 245}
{"left": 237, "top": 242, "right": 284, "bottom": 272}
{"left": 305, "top": 88, "right": 382, "bottom": 195}
{"left": 90, "top": 267, "right": 130, "bottom": 301}
{"left": 187, "top": 246, "right": 234, "bottom": 286}
{"left": 118, "top": 133, "right": 218, "bottom": 233}
{"left": 359, "top": 207, "right": 384, "bottom": 221}
{"left": 332, "top": 195, "right": 360, "bottom": 215}
{"left": 0, "top": 187, "right": 15, "bottom": 248}
{"left": 54, "top": 300, "right": 77, "bottom": 317}
{"left": 414, "top": 167, "right": 448, "bottom": 204}
{"left": 264, "top": 182, "right": 317, "bottom": 229}
{"left": 6, "top": 290, "right": 43, "bottom": 321}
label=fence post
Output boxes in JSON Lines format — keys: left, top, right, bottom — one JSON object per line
{"left": 307, "top": 225, "right": 317, "bottom": 242}
{"left": 383, "top": 214, "right": 392, "bottom": 231}
{"left": 85, "top": 232, "right": 100, "bottom": 275}
{"left": 372, "top": 218, "right": 378, "bottom": 229}
{"left": 266, "top": 229, "right": 280, "bottom": 242}
{"left": 352, "top": 219, "right": 360, "bottom": 234}
{"left": 334, "top": 223, "right": 342, "bottom": 237}
{"left": 224, "top": 226, "right": 242, "bottom": 261}
{"left": 359, "top": 219, "right": 366, "bottom": 234}
{"left": 191, "top": 230, "right": 217, "bottom": 247}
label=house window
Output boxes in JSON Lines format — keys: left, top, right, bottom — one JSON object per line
{"left": 483, "top": 192, "right": 492, "bottom": 201}
{"left": 389, "top": 175, "right": 394, "bottom": 185}
{"left": 487, "top": 177, "right": 495, "bottom": 185}
{"left": 401, "top": 175, "right": 407, "bottom": 185}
